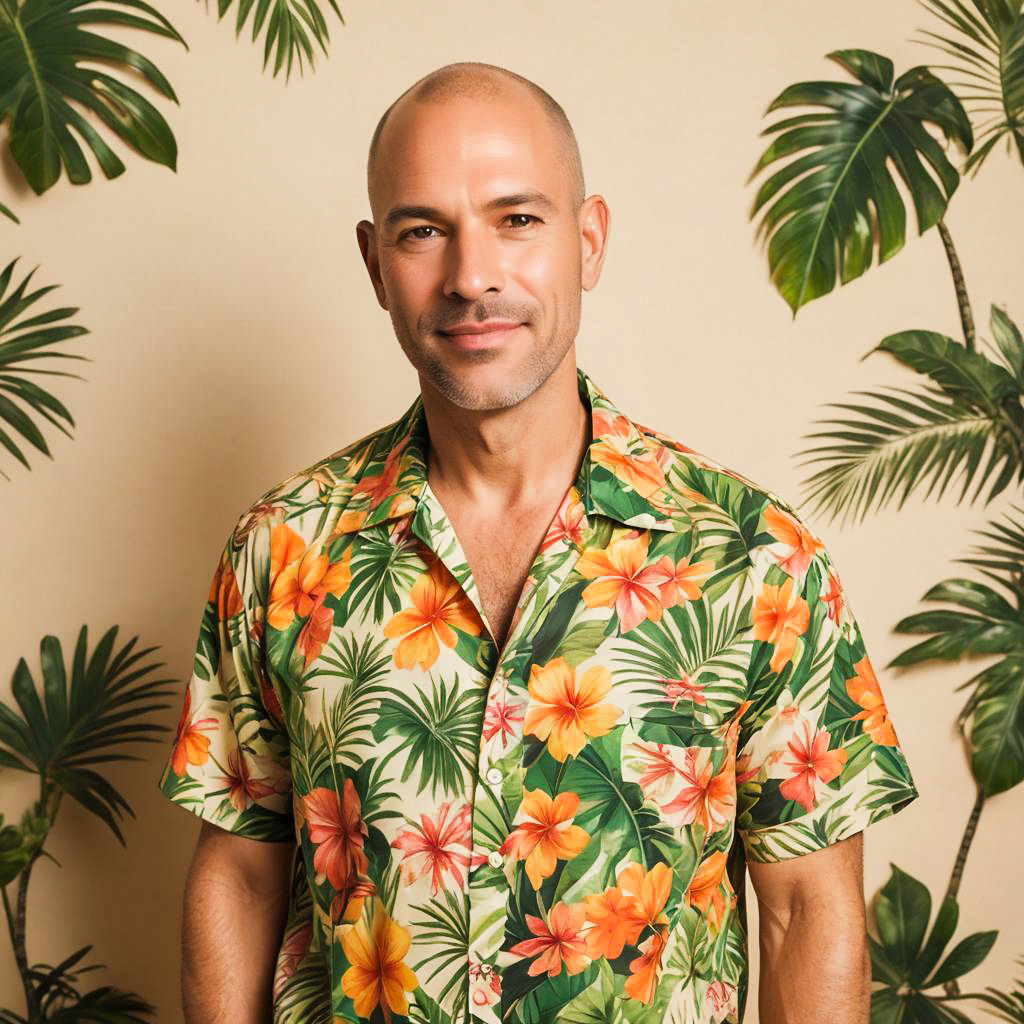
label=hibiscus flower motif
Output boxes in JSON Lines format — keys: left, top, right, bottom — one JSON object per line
{"left": 576, "top": 534, "right": 668, "bottom": 633}
{"left": 779, "top": 721, "right": 848, "bottom": 812}
{"left": 382, "top": 556, "right": 482, "bottom": 670}
{"left": 752, "top": 576, "right": 810, "bottom": 673}
{"left": 660, "top": 672, "right": 707, "bottom": 710}
{"left": 169, "top": 687, "right": 218, "bottom": 777}
{"left": 215, "top": 746, "right": 289, "bottom": 814}
{"left": 590, "top": 421, "right": 668, "bottom": 499}
{"left": 706, "top": 980, "right": 738, "bottom": 1022}
{"left": 583, "top": 861, "right": 672, "bottom": 966}
{"left": 500, "top": 789, "right": 590, "bottom": 890}
{"left": 660, "top": 746, "right": 735, "bottom": 834}
{"left": 340, "top": 903, "right": 418, "bottom": 1018}
{"left": 846, "top": 655, "right": 898, "bottom": 746}
{"left": 762, "top": 503, "right": 824, "bottom": 582}
{"left": 541, "top": 488, "right": 587, "bottom": 551}
{"left": 303, "top": 779, "right": 369, "bottom": 892}
{"left": 524, "top": 658, "right": 622, "bottom": 762}
{"left": 650, "top": 553, "right": 714, "bottom": 608}
{"left": 391, "top": 800, "right": 472, "bottom": 895}
{"left": 820, "top": 567, "right": 846, "bottom": 625}
{"left": 266, "top": 524, "right": 352, "bottom": 632}
{"left": 508, "top": 901, "right": 589, "bottom": 977}
{"left": 686, "top": 850, "right": 730, "bottom": 934}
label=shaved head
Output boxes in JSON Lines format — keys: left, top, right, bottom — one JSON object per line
{"left": 366, "top": 61, "right": 585, "bottom": 217}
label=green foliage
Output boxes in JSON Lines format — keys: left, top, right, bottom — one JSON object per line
{"left": 796, "top": 304, "right": 1024, "bottom": 526}
{"left": 0, "top": 808, "right": 48, "bottom": 887}
{"left": 749, "top": 48, "right": 972, "bottom": 314}
{"left": 0, "top": 944, "right": 155, "bottom": 1022}
{"left": 869, "top": 864, "right": 997, "bottom": 1022}
{"left": 0, "top": 625, "right": 177, "bottom": 844}
{"left": 0, "top": 0, "right": 186, "bottom": 194}
{"left": 970, "top": 954, "right": 1024, "bottom": 1021}
{"left": 0, "top": 257, "right": 92, "bottom": 480}
{"left": 917, "top": 0, "right": 1024, "bottom": 175}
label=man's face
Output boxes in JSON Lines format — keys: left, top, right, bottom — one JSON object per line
{"left": 357, "top": 86, "right": 606, "bottom": 411}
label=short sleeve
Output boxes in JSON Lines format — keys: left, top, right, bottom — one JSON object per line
{"left": 157, "top": 522, "right": 294, "bottom": 843}
{"left": 734, "top": 496, "right": 919, "bottom": 863}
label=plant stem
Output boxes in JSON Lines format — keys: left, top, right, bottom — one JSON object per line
{"left": 942, "top": 784, "right": 986, "bottom": 997}
{"left": 936, "top": 219, "right": 976, "bottom": 351}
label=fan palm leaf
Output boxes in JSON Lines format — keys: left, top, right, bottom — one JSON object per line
{"left": 0, "top": 0, "right": 187, "bottom": 195}
{"left": 917, "top": 0, "right": 1024, "bottom": 174}
{"left": 750, "top": 48, "right": 972, "bottom": 314}
{"left": 0, "top": 256, "right": 90, "bottom": 480}
{"left": 207, "top": 0, "right": 346, "bottom": 81}
{"left": 0, "top": 625, "right": 178, "bottom": 844}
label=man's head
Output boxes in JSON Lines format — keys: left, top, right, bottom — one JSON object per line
{"left": 356, "top": 61, "right": 610, "bottom": 412}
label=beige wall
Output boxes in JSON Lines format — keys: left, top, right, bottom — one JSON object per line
{"left": 3, "top": 1, "right": 1022, "bottom": 1018}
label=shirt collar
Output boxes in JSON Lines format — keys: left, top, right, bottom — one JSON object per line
{"left": 336, "top": 366, "right": 691, "bottom": 535}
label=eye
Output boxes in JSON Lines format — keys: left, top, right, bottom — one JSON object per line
{"left": 403, "top": 225, "right": 440, "bottom": 240}
{"left": 506, "top": 213, "right": 540, "bottom": 228}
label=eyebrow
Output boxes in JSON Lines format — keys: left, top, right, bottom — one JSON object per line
{"left": 382, "top": 190, "right": 556, "bottom": 230}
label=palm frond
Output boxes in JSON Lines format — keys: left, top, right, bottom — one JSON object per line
{"left": 971, "top": 954, "right": 1024, "bottom": 1021}
{"left": 0, "top": 256, "right": 91, "bottom": 479}
{"left": 0, "top": 625, "right": 178, "bottom": 844}
{"left": 917, "top": 0, "right": 1024, "bottom": 174}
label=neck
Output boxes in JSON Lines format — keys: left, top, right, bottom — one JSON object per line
{"left": 420, "top": 357, "right": 590, "bottom": 516}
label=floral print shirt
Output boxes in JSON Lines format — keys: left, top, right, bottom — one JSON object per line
{"left": 157, "top": 366, "right": 919, "bottom": 1024}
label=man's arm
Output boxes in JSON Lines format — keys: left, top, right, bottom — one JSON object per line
{"left": 747, "top": 831, "right": 870, "bottom": 1024}
{"left": 181, "top": 820, "right": 295, "bottom": 1024}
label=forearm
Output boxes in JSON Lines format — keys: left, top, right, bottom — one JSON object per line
{"left": 757, "top": 898, "right": 870, "bottom": 1024}
{"left": 181, "top": 856, "right": 290, "bottom": 1023}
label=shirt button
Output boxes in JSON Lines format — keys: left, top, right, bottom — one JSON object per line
{"left": 487, "top": 850, "right": 503, "bottom": 869}
{"left": 485, "top": 767, "right": 503, "bottom": 785}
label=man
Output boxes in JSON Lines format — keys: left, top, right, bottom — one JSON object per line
{"left": 158, "top": 61, "right": 918, "bottom": 1024}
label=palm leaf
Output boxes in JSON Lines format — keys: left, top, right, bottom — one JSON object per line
{"left": 971, "top": 955, "right": 1024, "bottom": 1022}
{"left": 0, "top": 201, "right": 18, "bottom": 223}
{"left": 0, "top": 0, "right": 187, "bottom": 195}
{"left": 917, "top": 0, "right": 1024, "bottom": 174}
{"left": 0, "top": 256, "right": 91, "bottom": 479}
{"left": 750, "top": 47, "right": 972, "bottom": 314}
{"left": 0, "top": 625, "right": 178, "bottom": 844}
{"left": 207, "top": 0, "right": 347, "bottom": 81}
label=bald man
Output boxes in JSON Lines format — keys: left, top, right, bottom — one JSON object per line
{"left": 162, "top": 61, "right": 917, "bottom": 1024}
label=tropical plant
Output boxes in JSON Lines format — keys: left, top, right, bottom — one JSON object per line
{"left": 0, "top": 625, "right": 177, "bottom": 1022}
{"left": 747, "top": 0, "right": 1024, "bottom": 1014}
{"left": 968, "top": 954, "right": 1024, "bottom": 1021}
{"left": 869, "top": 864, "right": 997, "bottom": 1023}
{"left": 0, "top": 256, "right": 91, "bottom": 480}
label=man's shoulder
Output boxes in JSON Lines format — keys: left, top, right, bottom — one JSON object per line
{"left": 633, "top": 417, "right": 824, "bottom": 545}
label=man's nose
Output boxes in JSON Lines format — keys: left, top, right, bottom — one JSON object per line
{"left": 442, "top": 224, "right": 504, "bottom": 300}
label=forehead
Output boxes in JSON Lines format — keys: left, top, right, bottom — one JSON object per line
{"left": 371, "top": 91, "right": 566, "bottom": 213}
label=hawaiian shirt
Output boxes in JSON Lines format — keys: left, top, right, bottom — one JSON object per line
{"left": 157, "top": 366, "right": 919, "bottom": 1024}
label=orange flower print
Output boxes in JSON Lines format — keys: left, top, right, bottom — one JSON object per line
{"left": 779, "top": 720, "right": 848, "bottom": 811}
{"left": 340, "top": 903, "right": 418, "bottom": 1018}
{"left": 542, "top": 489, "right": 587, "bottom": 552}
{"left": 583, "top": 886, "right": 646, "bottom": 959}
{"left": 577, "top": 534, "right": 668, "bottom": 633}
{"left": 660, "top": 747, "right": 735, "bottom": 834}
{"left": 624, "top": 927, "right": 668, "bottom": 1004}
{"left": 170, "top": 688, "right": 218, "bottom": 776}
{"left": 500, "top": 789, "right": 590, "bottom": 890}
{"left": 847, "top": 655, "right": 898, "bottom": 746}
{"left": 524, "top": 658, "right": 622, "bottom": 762}
{"left": 509, "top": 901, "right": 589, "bottom": 977}
{"left": 686, "top": 851, "right": 729, "bottom": 934}
{"left": 763, "top": 503, "right": 823, "bottom": 581}
{"left": 266, "top": 523, "right": 352, "bottom": 636}
{"left": 591, "top": 417, "right": 667, "bottom": 499}
{"left": 303, "top": 779, "right": 370, "bottom": 892}
{"left": 382, "top": 557, "right": 482, "bottom": 670}
{"left": 820, "top": 568, "right": 845, "bottom": 625}
{"left": 752, "top": 575, "right": 810, "bottom": 673}
{"left": 650, "top": 553, "right": 714, "bottom": 608}
{"left": 211, "top": 554, "right": 244, "bottom": 621}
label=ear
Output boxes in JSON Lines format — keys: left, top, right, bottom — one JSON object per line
{"left": 356, "top": 219, "right": 389, "bottom": 310}
{"left": 578, "top": 195, "right": 611, "bottom": 292}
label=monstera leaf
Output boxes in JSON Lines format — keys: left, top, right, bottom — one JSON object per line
{"left": 750, "top": 48, "right": 973, "bottom": 315}
{"left": 0, "top": 256, "right": 90, "bottom": 479}
{"left": 889, "top": 507, "right": 1024, "bottom": 795}
{"left": 207, "top": 0, "right": 347, "bottom": 80}
{"left": 917, "top": 0, "right": 1024, "bottom": 174}
{"left": 796, "top": 304, "right": 1024, "bottom": 525}
{"left": 0, "top": 625, "right": 177, "bottom": 844}
{"left": 0, "top": 0, "right": 186, "bottom": 194}
{"left": 869, "top": 864, "right": 997, "bottom": 1023}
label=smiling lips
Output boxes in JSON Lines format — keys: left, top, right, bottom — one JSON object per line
{"left": 438, "top": 320, "right": 523, "bottom": 348}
